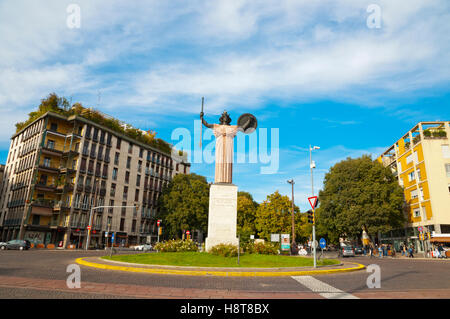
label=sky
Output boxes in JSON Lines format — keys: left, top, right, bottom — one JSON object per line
{"left": 0, "top": 0, "right": 449, "bottom": 211}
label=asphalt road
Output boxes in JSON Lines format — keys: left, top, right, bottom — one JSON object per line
{"left": 0, "top": 249, "right": 449, "bottom": 299}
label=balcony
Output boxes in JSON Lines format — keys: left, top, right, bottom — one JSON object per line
{"left": 38, "top": 163, "right": 60, "bottom": 174}
{"left": 54, "top": 201, "right": 70, "bottom": 211}
{"left": 90, "top": 151, "right": 97, "bottom": 159}
{"left": 35, "top": 183, "right": 56, "bottom": 192}
{"left": 59, "top": 166, "right": 77, "bottom": 174}
{"left": 31, "top": 198, "right": 55, "bottom": 208}
{"left": 56, "top": 182, "right": 74, "bottom": 194}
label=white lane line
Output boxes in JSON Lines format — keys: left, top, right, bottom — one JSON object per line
{"left": 291, "top": 276, "right": 359, "bottom": 299}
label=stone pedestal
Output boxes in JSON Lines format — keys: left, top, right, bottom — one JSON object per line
{"left": 205, "top": 183, "right": 239, "bottom": 252}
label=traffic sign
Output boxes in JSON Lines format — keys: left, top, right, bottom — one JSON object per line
{"left": 319, "top": 238, "right": 326, "bottom": 249}
{"left": 418, "top": 226, "right": 423, "bottom": 232}
{"left": 111, "top": 233, "right": 115, "bottom": 243}
{"left": 308, "top": 196, "right": 318, "bottom": 210}
{"left": 87, "top": 225, "right": 91, "bottom": 230}
{"left": 105, "top": 231, "right": 108, "bottom": 237}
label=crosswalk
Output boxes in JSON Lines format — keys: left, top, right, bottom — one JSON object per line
{"left": 291, "top": 276, "right": 359, "bottom": 299}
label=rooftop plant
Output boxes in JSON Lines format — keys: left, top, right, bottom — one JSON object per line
{"left": 15, "top": 93, "right": 173, "bottom": 154}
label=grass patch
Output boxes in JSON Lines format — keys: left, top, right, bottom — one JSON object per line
{"left": 102, "top": 252, "right": 340, "bottom": 268}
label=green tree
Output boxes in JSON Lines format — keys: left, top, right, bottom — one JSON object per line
{"left": 237, "top": 191, "right": 258, "bottom": 242}
{"left": 317, "top": 155, "right": 405, "bottom": 244}
{"left": 255, "top": 191, "right": 300, "bottom": 241}
{"left": 157, "top": 173, "right": 210, "bottom": 239}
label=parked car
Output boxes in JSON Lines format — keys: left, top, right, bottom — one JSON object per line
{"left": 354, "top": 246, "right": 364, "bottom": 255}
{"left": 4, "top": 240, "right": 31, "bottom": 250}
{"left": 134, "top": 244, "right": 152, "bottom": 251}
{"left": 342, "top": 246, "right": 355, "bottom": 257}
{"left": 0, "top": 242, "right": 7, "bottom": 250}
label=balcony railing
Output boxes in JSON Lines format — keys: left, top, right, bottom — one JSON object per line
{"left": 31, "top": 198, "right": 54, "bottom": 208}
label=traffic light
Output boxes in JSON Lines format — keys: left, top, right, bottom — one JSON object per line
{"left": 307, "top": 210, "right": 314, "bottom": 224}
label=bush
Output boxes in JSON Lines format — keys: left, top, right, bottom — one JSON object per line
{"left": 209, "top": 244, "right": 239, "bottom": 257}
{"left": 242, "top": 241, "right": 278, "bottom": 255}
{"left": 153, "top": 239, "right": 198, "bottom": 252}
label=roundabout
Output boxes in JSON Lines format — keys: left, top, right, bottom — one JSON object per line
{"left": 75, "top": 252, "right": 366, "bottom": 277}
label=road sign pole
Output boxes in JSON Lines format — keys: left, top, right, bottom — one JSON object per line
{"left": 313, "top": 220, "right": 316, "bottom": 268}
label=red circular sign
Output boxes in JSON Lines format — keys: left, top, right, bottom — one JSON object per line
{"left": 87, "top": 226, "right": 91, "bottom": 230}
{"left": 186, "top": 231, "right": 190, "bottom": 235}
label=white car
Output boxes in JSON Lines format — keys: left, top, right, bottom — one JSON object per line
{"left": 134, "top": 244, "right": 152, "bottom": 251}
{"left": 0, "top": 242, "right": 7, "bottom": 250}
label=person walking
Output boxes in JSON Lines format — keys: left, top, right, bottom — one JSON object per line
{"left": 369, "top": 244, "right": 374, "bottom": 258}
{"left": 378, "top": 245, "right": 383, "bottom": 258}
{"left": 408, "top": 245, "right": 414, "bottom": 258}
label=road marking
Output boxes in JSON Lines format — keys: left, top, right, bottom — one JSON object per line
{"left": 291, "top": 276, "right": 359, "bottom": 299}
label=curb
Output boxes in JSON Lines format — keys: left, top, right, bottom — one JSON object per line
{"left": 75, "top": 257, "right": 366, "bottom": 277}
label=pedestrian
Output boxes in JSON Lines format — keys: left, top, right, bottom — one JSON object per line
{"left": 438, "top": 244, "right": 445, "bottom": 259}
{"left": 409, "top": 245, "right": 414, "bottom": 258}
{"left": 400, "top": 244, "right": 404, "bottom": 256}
{"left": 378, "top": 245, "right": 383, "bottom": 258}
{"left": 403, "top": 244, "right": 407, "bottom": 257}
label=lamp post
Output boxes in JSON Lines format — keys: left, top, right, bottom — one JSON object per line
{"left": 287, "top": 179, "right": 295, "bottom": 252}
{"left": 310, "top": 145, "right": 320, "bottom": 268}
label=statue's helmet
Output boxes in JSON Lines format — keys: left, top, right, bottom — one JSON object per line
{"left": 219, "top": 111, "right": 231, "bottom": 125}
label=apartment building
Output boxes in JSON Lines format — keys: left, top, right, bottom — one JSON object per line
{"left": 0, "top": 111, "right": 190, "bottom": 248}
{"left": 378, "top": 121, "right": 450, "bottom": 251}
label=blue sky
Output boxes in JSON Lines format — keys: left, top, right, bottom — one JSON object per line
{"left": 1, "top": 0, "right": 449, "bottom": 210}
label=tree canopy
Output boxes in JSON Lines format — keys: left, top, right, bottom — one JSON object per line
{"left": 316, "top": 155, "right": 405, "bottom": 243}
{"left": 237, "top": 191, "right": 259, "bottom": 242}
{"left": 157, "top": 173, "right": 210, "bottom": 239}
{"left": 255, "top": 191, "right": 303, "bottom": 241}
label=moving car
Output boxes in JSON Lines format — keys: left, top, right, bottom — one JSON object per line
{"left": 0, "top": 242, "right": 7, "bottom": 250}
{"left": 134, "top": 244, "right": 152, "bottom": 251}
{"left": 354, "top": 246, "right": 364, "bottom": 255}
{"left": 3, "top": 240, "right": 31, "bottom": 250}
{"left": 342, "top": 246, "right": 355, "bottom": 257}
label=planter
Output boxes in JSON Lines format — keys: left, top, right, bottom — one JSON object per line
{"left": 47, "top": 244, "right": 55, "bottom": 249}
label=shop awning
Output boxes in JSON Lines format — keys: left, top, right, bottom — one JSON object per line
{"left": 430, "top": 237, "right": 450, "bottom": 243}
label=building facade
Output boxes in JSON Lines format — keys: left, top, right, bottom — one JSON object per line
{"left": 0, "top": 111, "right": 190, "bottom": 248}
{"left": 378, "top": 121, "right": 450, "bottom": 252}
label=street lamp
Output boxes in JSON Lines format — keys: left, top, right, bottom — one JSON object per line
{"left": 287, "top": 179, "right": 295, "bottom": 252}
{"left": 310, "top": 145, "right": 320, "bottom": 268}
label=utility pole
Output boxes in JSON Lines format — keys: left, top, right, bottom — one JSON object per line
{"left": 310, "top": 145, "right": 320, "bottom": 268}
{"left": 287, "top": 179, "right": 295, "bottom": 252}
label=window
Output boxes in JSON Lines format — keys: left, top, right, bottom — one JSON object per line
{"left": 406, "top": 154, "right": 413, "bottom": 164}
{"left": 135, "top": 189, "right": 140, "bottom": 201}
{"left": 138, "top": 160, "right": 142, "bottom": 172}
{"left": 410, "top": 189, "right": 418, "bottom": 199}
{"left": 102, "top": 164, "right": 108, "bottom": 178}
{"left": 408, "top": 171, "right": 416, "bottom": 182}
{"left": 112, "top": 168, "right": 118, "bottom": 181}
{"left": 128, "top": 143, "right": 133, "bottom": 154}
{"left": 47, "top": 140, "right": 55, "bottom": 149}
{"left": 116, "top": 137, "right": 121, "bottom": 149}
{"left": 32, "top": 215, "right": 40, "bottom": 225}
{"left": 123, "top": 186, "right": 128, "bottom": 200}
{"left": 416, "top": 169, "right": 422, "bottom": 181}
{"left": 442, "top": 145, "right": 450, "bottom": 159}
{"left": 43, "top": 157, "right": 51, "bottom": 167}
{"left": 139, "top": 148, "right": 143, "bottom": 158}
{"left": 125, "top": 171, "right": 130, "bottom": 184}
{"left": 413, "top": 208, "right": 421, "bottom": 218}
{"left": 120, "top": 218, "right": 125, "bottom": 231}
{"left": 114, "top": 152, "right": 120, "bottom": 165}
{"left": 132, "top": 219, "right": 136, "bottom": 233}
{"left": 127, "top": 157, "right": 131, "bottom": 169}
{"left": 50, "top": 123, "right": 58, "bottom": 131}
{"left": 136, "top": 174, "right": 141, "bottom": 187}
{"left": 110, "top": 183, "right": 116, "bottom": 196}
{"left": 419, "top": 188, "right": 424, "bottom": 201}
{"left": 446, "top": 164, "right": 450, "bottom": 178}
